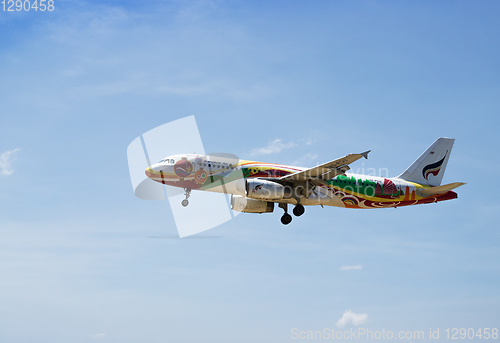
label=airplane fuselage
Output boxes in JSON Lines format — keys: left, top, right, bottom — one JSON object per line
{"left": 145, "top": 154, "right": 457, "bottom": 209}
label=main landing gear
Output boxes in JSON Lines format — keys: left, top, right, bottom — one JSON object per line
{"left": 293, "top": 204, "right": 305, "bottom": 217}
{"left": 279, "top": 203, "right": 292, "bottom": 225}
{"left": 181, "top": 188, "right": 191, "bottom": 207}
{"left": 279, "top": 203, "right": 306, "bottom": 225}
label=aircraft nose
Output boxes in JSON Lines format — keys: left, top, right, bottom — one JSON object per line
{"left": 145, "top": 166, "right": 154, "bottom": 178}
{"left": 145, "top": 163, "right": 161, "bottom": 176}
{"left": 145, "top": 163, "right": 171, "bottom": 179}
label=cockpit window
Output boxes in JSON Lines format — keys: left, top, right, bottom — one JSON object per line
{"left": 159, "top": 158, "right": 175, "bottom": 164}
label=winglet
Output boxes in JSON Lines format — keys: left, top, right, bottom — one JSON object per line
{"left": 360, "top": 150, "right": 370, "bottom": 159}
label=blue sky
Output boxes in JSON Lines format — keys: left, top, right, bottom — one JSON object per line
{"left": 1, "top": 1, "right": 499, "bottom": 342}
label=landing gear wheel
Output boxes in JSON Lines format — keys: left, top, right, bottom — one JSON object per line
{"left": 281, "top": 213, "right": 292, "bottom": 225}
{"left": 293, "top": 204, "right": 305, "bottom": 217}
{"left": 181, "top": 188, "right": 191, "bottom": 207}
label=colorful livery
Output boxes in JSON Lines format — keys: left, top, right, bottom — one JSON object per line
{"left": 145, "top": 138, "right": 465, "bottom": 225}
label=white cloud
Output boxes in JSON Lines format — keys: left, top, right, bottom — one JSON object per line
{"left": 89, "top": 333, "right": 106, "bottom": 339}
{"left": 155, "top": 81, "right": 270, "bottom": 100}
{"left": 0, "top": 148, "right": 20, "bottom": 176}
{"left": 291, "top": 152, "right": 319, "bottom": 167}
{"left": 249, "top": 139, "right": 297, "bottom": 156}
{"left": 302, "top": 137, "right": 316, "bottom": 145}
{"left": 340, "top": 264, "right": 363, "bottom": 271}
{"left": 336, "top": 310, "right": 368, "bottom": 328}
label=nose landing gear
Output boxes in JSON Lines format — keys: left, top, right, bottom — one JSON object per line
{"left": 181, "top": 188, "right": 191, "bottom": 207}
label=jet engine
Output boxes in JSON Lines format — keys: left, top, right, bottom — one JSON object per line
{"left": 231, "top": 195, "right": 274, "bottom": 213}
{"left": 245, "top": 179, "right": 292, "bottom": 200}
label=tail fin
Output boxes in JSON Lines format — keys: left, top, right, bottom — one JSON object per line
{"left": 397, "top": 137, "right": 455, "bottom": 187}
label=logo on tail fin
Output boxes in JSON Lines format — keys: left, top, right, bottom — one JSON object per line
{"left": 422, "top": 152, "right": 447, "bottom": 181}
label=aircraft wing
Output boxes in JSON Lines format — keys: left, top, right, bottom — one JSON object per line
{"left": 279, "top": 151, "right": 370, "bottom": 182}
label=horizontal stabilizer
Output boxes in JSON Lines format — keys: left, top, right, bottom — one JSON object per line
{"left": 417, "top": 182, "right": 466, "bottom": 197}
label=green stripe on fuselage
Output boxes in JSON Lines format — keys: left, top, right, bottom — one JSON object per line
{"left": 327, "top": 175, "right": 402, "bottom": 198}
{"left": 328, "top": 175, "right": 377, "bottom": 197}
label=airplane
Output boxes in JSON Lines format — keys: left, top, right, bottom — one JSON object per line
{"left": 145, "top": 137, "right": 465, "bottom": 225}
